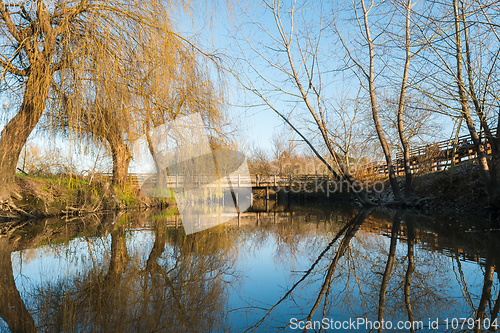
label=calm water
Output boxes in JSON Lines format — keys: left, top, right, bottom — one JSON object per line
{"left": 0, "top": 202, "right": 499, "bottom": 332}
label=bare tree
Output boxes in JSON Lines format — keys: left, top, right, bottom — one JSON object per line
{"left": 415, "top": 0, "right": 500, "bottom": 209}
{"left": 325, "top": 90, "right": 375, "bottom": 175}
{"left": 270, "top": 129, "right": 300, "bottom": 175}
{"left": 233, "top": 0, "right": 374, "bottom": 205}
{"left": 334, "top": 0, "right": 404, "bottom": 201}
{"left": 334, "top": 0, "right": 438, "bottom": 201}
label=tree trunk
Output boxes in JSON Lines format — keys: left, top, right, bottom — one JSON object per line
{"left": 145, "top": 123, "right": 169, "bottom": 190}
{"left": 0, "top": 63, "right": 52, "bottom": 200}
{"left": 0, "top": 237, "right": 36, "bottom": 333}
{"left": 104, "top": 109, "right": 132, "bottom": 188}
{"left": 110, "top": 139, "right": 131, "bottom": 188}
{"left": 397, "top": 0, "right": 413, "bottom": 199}
{"left": 362, "top": 0, "right": 403, "bottom": 202}
{"left": 452, "top": 0, "right": 499, "bottom": 210}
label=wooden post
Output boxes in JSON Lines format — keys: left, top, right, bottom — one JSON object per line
{"left": 274, "top": 175, "right": 277, "bottom": 187}
{"left": 287, "top": 188, "right": 291, "bottom": 209}
{"left": 266, "top": 193, "right": 269, "bottom": 212}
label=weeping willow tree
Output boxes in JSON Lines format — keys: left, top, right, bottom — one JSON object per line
{"left": 0, "top": 0, "right": 229, "bottom": 199}
{"left": 50, "top": 26, "right": 141, "bottom": 188}
{"left": 134, "top": 23, "right": 227, "bottom": 189}
{"left": 52, "top": 8, "right": 227, "bottom": 188}
{"left": 0, "top": 0, "right": 187, "bottom": 201}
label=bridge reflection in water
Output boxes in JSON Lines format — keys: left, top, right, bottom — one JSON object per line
{"left": 0, "top": 204, "right": 498, "bottom": 332}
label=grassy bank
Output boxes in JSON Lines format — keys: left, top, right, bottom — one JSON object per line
{"left": 368, "top": 161, "right": 494, "bottom": 219}
{"left": 269, "top": 161, "right": 496, "bottom": 220}
{"left": 410, "top": 161, "right": 493, "bottom": 219}
{"left": 1, "top": 174, "right": 173, "bottom": 220}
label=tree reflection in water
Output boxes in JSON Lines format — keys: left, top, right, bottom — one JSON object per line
{"left": 1, "top": 212, "right": 238, "bottom": 332}
{"left": 0, "top": 206, "right": 499, "bottom": 332}
{"left": 0, "top": 236, "right": 36, "bottom": 333}
{"left": 244, "top": 209, "right": 500, "bottom": 333}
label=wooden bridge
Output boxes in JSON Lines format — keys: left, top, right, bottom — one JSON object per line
{"left": 94, "top": 173, "right": 332, "bottom": 189}
{"left": 364, "top": 128, "right": 497, "bottom": 176}
{"left": 92, "top": 128, "right": 497, "bottom": 185}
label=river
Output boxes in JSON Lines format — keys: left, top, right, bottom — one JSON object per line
{"left": 0, "top": 201, "right": 498, "bottom": 332}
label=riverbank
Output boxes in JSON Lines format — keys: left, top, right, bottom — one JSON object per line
{"left": 0, "top": 174, "right": 173, "bottom": 220}
{"left": 410, "top": 162, "right": 495, "bottom": 220}
{"left": 374, "top": 161, "right": 495, "bottom": 220}
{"left": 271, "top": 161, "right": 495, "bottom": 221}
{"left": 2, "top": 162, "right": 496, "bottom": 222}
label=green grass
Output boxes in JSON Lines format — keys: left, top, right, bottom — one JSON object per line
{"left": 114, "top": 186, "right": 138, "bottom": 206}
{"left": 13, "top": 173, "right": 154, "bottom": 216}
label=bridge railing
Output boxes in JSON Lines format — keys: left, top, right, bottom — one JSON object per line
{"left": 93, "top": 128, "right": 497, "bottom": 182}
{"left": 93, "top": 173, "right": 333, "bottom": 188}
{"left": 364, "top": 127, "right": 497, "bottom": 176}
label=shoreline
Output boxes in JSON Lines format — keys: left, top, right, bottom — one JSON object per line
{"left": 1, "top": 162, "right": 497, "bottom": 223}
{"left": 0, "top": 174, "right": 173, "bottom": 221}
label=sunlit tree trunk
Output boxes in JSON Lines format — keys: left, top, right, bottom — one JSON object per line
{"left": 397, "top": 0, "right": 414, "bottom": 199}
{"left": 145, "top": 122, "right": 169, "bottom": 190}
{"left": 97, "top": 106, "right": 131, "bottom": 188}
{"left": 453, "top": 0, "right": 500, "bottom": 210}
{"left": 361, "top": 0, "right": 403, "bottom": 202}
{"left": 0, "top": 62, "right": 53, "bottom": 200}
{"left": 109, "top": 137, "right": 132, "bottom": 188}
